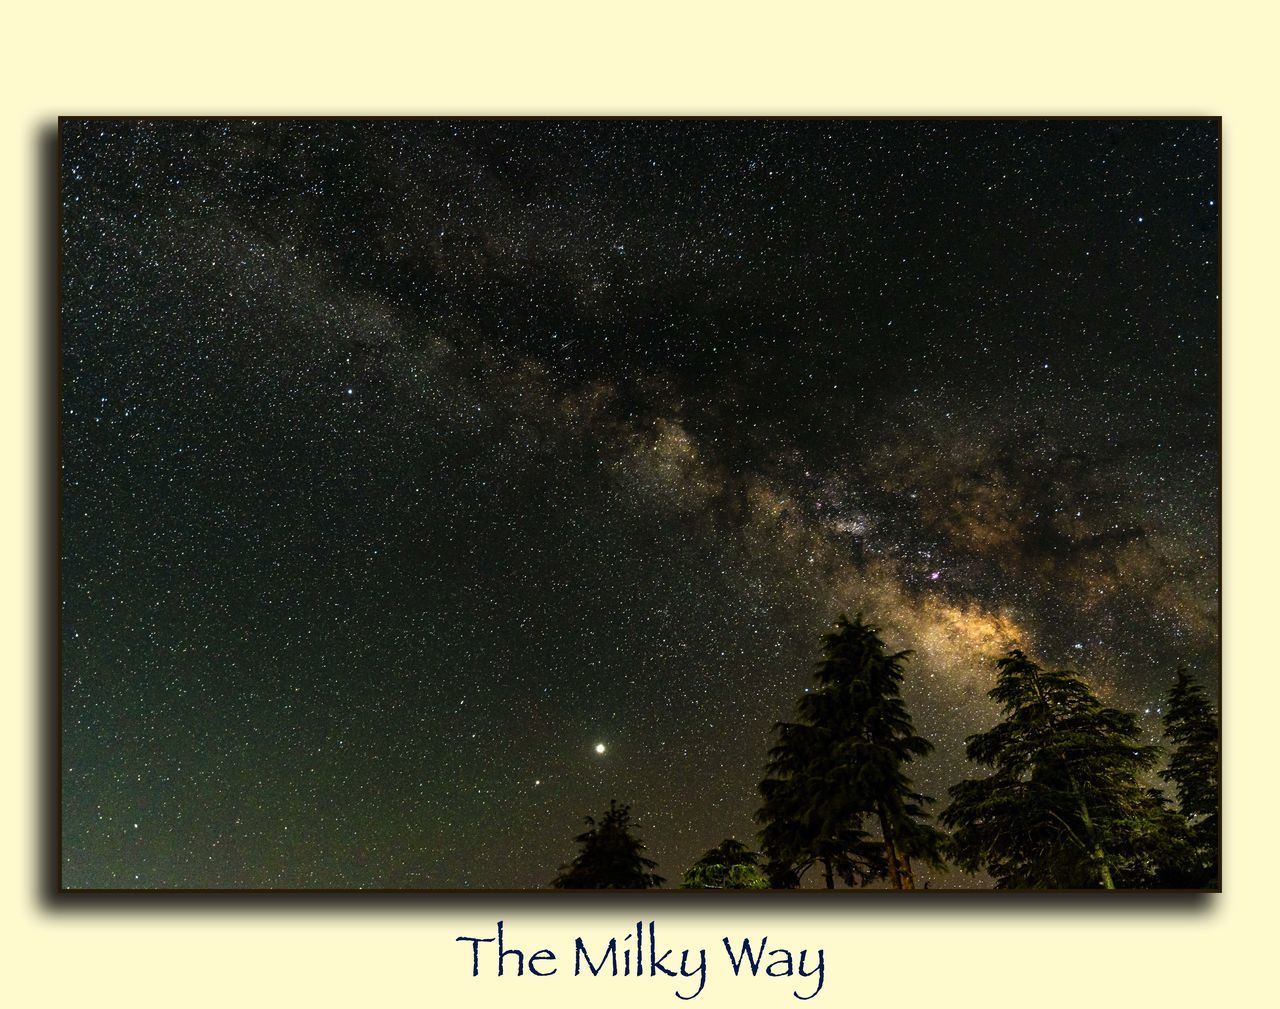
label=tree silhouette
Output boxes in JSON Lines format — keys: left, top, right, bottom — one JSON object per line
{"left": 1160, "top": 667, "right": 1220, "bottom": 887}
{"left": 757, "top": 721, "right": 887, "bottom": 888}
{"left": 757, "top": 614, "right": 946, "bottom": 888}
{"left": 551, "top": 799, "right": 665, "bottom": 889}
{"left": 680, "top": 839, "right": 769, "bottom": 889}
{"left": 941, "top": 649, "right": 1161, "bottom": 889}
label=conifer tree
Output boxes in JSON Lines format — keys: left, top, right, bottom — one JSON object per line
{"left": 1160, "top": 667, "right": 1220, "bottom": 887}
{"left": 756, "top": 614, "right": 946, "bottom": 889}
{"left": 757, "top": 739, "right": 887, "bottom": 889}
{"left": 942, "top": 649, "right": 1160, "bottom": 889}
{"left": 551, "top": 800, "right": 664, "bottom": 889}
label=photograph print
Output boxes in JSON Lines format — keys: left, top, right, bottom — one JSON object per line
{"left": 59, "top": 118, "right": 1220, "bottom": 890}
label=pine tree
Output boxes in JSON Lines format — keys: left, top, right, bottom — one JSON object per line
{"left": 551, "top": 800, "right": 665, "bottom": 889}
{"left": 1160, "top": 667, "right": 1220, "bottom": 887}
{"left": 757, "top": 718, "right": 886, "bottom": 888}
{"left": 941, "top": 649, "right": 1161, "bottom": 889}
{"left": 1110, "top": 785, "right": 1202, "bottom": 888}
{"left": 756, "top": 614, "right": 946, "bottom": 889}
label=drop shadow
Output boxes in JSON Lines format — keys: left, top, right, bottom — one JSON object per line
{"left": 36, "top": 118, "right": 1220, "bottom": 921}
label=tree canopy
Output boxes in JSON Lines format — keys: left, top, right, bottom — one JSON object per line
{"left": 941, "top": 649, "right": 1163, "bottom": 889}
{"left": 551, "top": 799, "right": 665, "bottom": 889}
{"left": 1159, "top": 667, "right": 1220, "bottom": 887}
{"left": 680, "top": 839, "right": 770, "bottom": 889}
{"left": 757, "top": 614, "right": 945, "bottom": 888}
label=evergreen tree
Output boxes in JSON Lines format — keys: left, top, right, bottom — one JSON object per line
{"left": 1110, "top": 785, "right": 1202, "bottom": 888}
{"left": 757, "top": 720, "right": 888, "bottom": 888}
{"left": 551, "top": 800, "right": 665, "bottom": 889}
{"left": 681, "top": 839, "right": 770, "bottom": 889}
{"left": 941, "top": 649, "right": 1161, "bottom": 889}
{"left": 756, "top": 614, "right": 946, "bottom": 889}
{"left": 1160, "top": 667, "right": 1220, "bottom": 887}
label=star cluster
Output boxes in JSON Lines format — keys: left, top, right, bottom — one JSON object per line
{"left": 60, "top": 119, "right": 1219, "bottom": 888}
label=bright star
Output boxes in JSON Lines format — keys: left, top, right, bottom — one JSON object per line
{"left": 594, "top": 743, "right": 606, "bottom": 755}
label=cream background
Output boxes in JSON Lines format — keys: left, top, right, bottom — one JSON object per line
{"left": 4, "top": 2, "right": 1276, "bottom": 1006}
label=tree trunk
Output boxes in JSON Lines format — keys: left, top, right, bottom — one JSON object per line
{"left": 899, "top": 852, "right": 915, "bottom": 890}
{"left": 1075, "top": 793, "right": 1115, "bottom": 890}
{"left": 822, "top": 857, "right": 834, "bottom": 890}
{"left": 876, "top": 803, "right": 905, "bottom": 889}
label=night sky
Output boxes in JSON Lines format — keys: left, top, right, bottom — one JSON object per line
{"left": 60, "top": 119, "right": 1219, "bottom": 889}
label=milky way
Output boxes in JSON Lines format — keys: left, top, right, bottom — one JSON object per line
{"left": 60, "top": 119, "right": 1219, "bottom": 888}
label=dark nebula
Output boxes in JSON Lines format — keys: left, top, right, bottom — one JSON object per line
{"left": 60, "top": 119, "right": 1219, "bottom": 888}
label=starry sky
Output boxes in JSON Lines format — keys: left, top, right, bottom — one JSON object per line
{"left": 60, "top": 119, "right": 1219, "bottom": 889}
